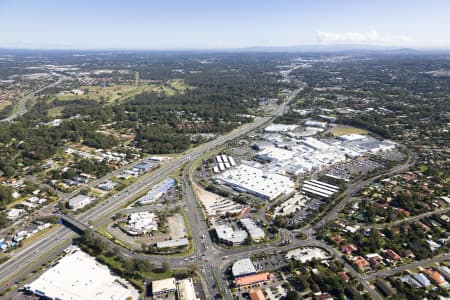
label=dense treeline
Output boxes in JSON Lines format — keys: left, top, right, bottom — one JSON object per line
{"left": 0, "top": 52, "right": 290, "bottom": 174}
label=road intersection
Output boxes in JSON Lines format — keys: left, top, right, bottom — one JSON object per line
{"left": 0, "top": 67, "right": 444, "bottom": 300}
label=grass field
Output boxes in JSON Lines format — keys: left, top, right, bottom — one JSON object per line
{"left": 330, "top": 125, "right": 368, "bottom": 136}
{"left": 54, "top": 80, "right": 192, "bottom": 104}
{"left": 0, "top": 100, "right": 12, "bottom": 111}
{"left": 47, "top": 106, "right": 65, "bottom": 117}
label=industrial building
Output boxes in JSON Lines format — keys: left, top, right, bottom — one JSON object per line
{"left": 24, "top": 247, "right": 139, "bottom": 300}
{"left": 215, "top": 164, "right": 295, "bottom": 201}
{"left": 68, "top": 194, "right": 94, "bottom": 210}
{"left": 136, "top": 178, "right": 176, "bottom": 205}
{"left": 232, "top": 258, "right": 257, "bottom": 277}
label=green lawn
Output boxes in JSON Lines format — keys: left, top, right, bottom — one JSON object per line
{"left": 52, "top": 80, "right": 193, "bottom": 105}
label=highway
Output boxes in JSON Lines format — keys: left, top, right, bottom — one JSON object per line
{"left": 1, "top": 74, "right": 69, "bottom": 122}
{"left": 0, "top": 64, "right": 304, "bottom": 297}
{"left": 2, "top": 64, "right": 435, "bottom": 300}
{"left": 0, "top": 114, "right": 274, "bottom": 293}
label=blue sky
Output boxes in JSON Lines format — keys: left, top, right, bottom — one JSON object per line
{"left": 1, "top": 0, "right": 449, "bottom": 49}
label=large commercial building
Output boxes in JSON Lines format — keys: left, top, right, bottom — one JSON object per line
{"left": 215, "top": 164, "right": 295, "bottom": 201}
{"left": 24, "top": 247, "right": 139, "bottom": 300}
{"left": 246, "top": 126, "right": 397, "bottom": 179}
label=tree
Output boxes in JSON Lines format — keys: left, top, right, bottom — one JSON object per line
{"left": 285, "top": 290, "right": 300, "bottom": 300}
{"left": 162, "top": 261, "right": 170, "bottom": 273}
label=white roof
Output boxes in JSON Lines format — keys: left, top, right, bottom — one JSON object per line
{"left": 177, "top": 278, "right": 200, "bottom": 300}
{"left": 240, "top": 218, "right": 265, "bottom": 240}
{"left": 258, "top": 146, "right": 295, "bottom": 161}
{"left": 265, "top": 124, "right": 299, "bottom": 132}
{"left": 285, "top": 247, "right": 330, "bottom": 263}
{"left": 68, "top": 194, "right": 92, "bottom": 207}
{"left": 338, "top": 134, "right": 367, "bottom": 141}
{"left": 215, "top": 164, "right": 294, "bottom": 200}
{"left": 232, "top": 258, "right": 256, "bottom": 277}
{"left": 215, "top": 225, "right": 248, "bottom": 244}
{"left": 152, "top": 277, "right": 176, "bottom": 294}
{"left": 157, "top": 238, "right": 189, "bottom": 248}
{"left": 27, "top": 248, "right": 139, "bottom": 300}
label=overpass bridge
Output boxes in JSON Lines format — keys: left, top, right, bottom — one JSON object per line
{"left": 59, "top": 214, "right": 90, "bottom": 234}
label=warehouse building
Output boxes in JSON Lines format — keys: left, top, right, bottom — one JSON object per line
{"left": 136, "top": 178, "right": 176, "bottom": 205}
{"left": 24, "top": 247, "right": 139, "bottom": 300}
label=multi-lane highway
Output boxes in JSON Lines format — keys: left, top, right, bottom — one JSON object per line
{"left": 0, "top": 114, "right": 274, "bottom": 293}
{"left": 1, "top": 64, "right": 435, "bottom": 300}
{"left": 1, "top": 74, "right": 69, "bottom": 122}
{"left": 0, "top": 64, "right": 304, "bottom": 296}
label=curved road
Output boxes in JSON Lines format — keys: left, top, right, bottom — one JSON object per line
{"left": 1, "top": 74, "right": 69, "bottom": 122}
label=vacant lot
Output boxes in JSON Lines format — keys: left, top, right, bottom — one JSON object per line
{"left": 329, "top": 125, "right": 368, "bottom": 136}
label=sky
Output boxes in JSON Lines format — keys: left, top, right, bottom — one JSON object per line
{"left": 1, "top": 0, "right": 450, "bottom": 50}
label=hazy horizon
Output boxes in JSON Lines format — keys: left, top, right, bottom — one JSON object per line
{"left": 1, "top": 0, "right": 450, "bottom": 50}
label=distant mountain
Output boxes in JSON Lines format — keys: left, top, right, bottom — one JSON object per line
{"left": 238, "top": 44, "right": 421, "bottom": 53}
{"left": 0, "top": 44, "right": 449, "bottom": 54}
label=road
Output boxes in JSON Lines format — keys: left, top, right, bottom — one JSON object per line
{"left": 0, "top": 64, "right": 304, "bottom": 297}
{"left": 359, "top": 207, "right": 450, "bottom": 230}
{"left": 1, "top": 74, "right": 69, "bottom": 122}
{"left": 1, "top": 64, "right": 433, "bottom": 300}
{"left": 313, "top": 149, "right": 416, "bottom": 230}
{"left": 364, "top": 253, "right": 450, "bottom": 281}
{"left": 0, "top": 114, "right": 273, "bottom": 293}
